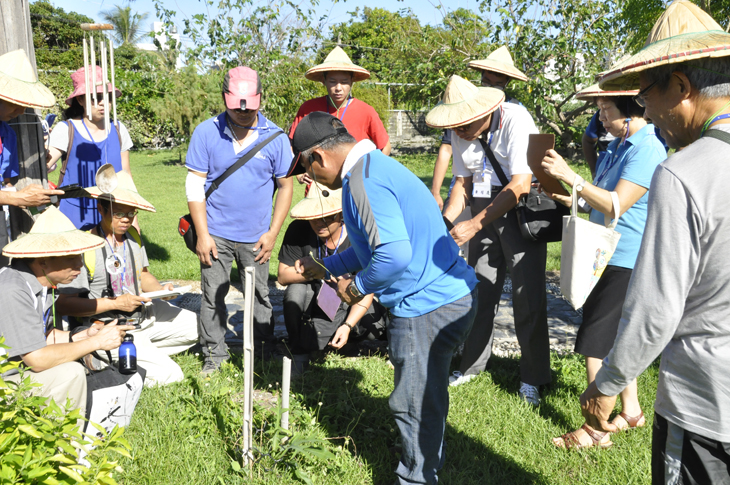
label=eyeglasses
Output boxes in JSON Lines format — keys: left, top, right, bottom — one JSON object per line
{"left": 633, "top": 80, "right": 658, "bottom": 108}
{"left": 93, "top": 93, "right": 112, "bottom": 103}
{"left": 112, "top": 210, "right": 137, "bottom": 219}
{"left": 454, "top": 121, "right": 476, "bottom": 133}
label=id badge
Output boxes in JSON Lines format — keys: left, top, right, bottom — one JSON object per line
{"left": 472, "top": 172, "right": 491, "bottom": 198}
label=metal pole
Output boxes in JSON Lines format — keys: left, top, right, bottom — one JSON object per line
{"left": 82, "top": 36, "right": 91, "bottom": 120}
{"left": 281, "top": 357, "right": 291, "bottom": 430}
{"left": 90, "top": 35, "right": 97, "bottom": 108}
{"left": 109, "top": 37, "right": 117, "bottom": 127}
{"left": 100, "top": 36, "right": 110, "bottom": 134}
{"left": 242, "top": 266, "right": 255, "bottom": 465}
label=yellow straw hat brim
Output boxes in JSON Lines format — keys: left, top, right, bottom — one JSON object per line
{"left": 426, "top": 77, "right": 505, "bottom": 129}
{"left": 305, "top": 46, "right": 371, "bottom": 82}
{"left": 290, "top": 183, "right": 342, "bottom": 220}
{"left": 467, "top": 59, "right": 529, "bottom": 82}
{"left": 576, "top": 83, "right": 639, "bottom": 99}
{"left": 86, "top": 186, "right": 156, "bottom": 212}
{"left": 0, "top": 50, "right": 56, "bottom": 109}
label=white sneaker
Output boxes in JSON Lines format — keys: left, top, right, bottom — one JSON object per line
{"left": 518, "top": 382, "right": 541, "bottom": 405}
{"left": 449, "top": 371, "right": 477, "bottom": 387}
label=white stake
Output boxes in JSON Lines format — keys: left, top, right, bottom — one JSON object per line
{"left": 281, "top": 357, "right": 291, "bottom": 430}
{"left": 242, "top": 266, "right": 255, "bottom": 466}
{"left": 82, "top": 36, "right": 91, "bottom": 120}
{"left": 109, "top": 37, "right": 117, "bottom": 127}
{"left": 90, "top": 35, "right": 97, "bottom": 108}
{"left": 101, "top": 37, "right": 110, "bottom": 134}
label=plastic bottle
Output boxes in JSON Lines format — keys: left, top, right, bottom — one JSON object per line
{"left": 118, "top": 334, "right": 137, "bottom": 374}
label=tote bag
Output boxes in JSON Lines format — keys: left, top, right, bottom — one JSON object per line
{"left": 560, "top": 182, "right": 622, "bottom": 310}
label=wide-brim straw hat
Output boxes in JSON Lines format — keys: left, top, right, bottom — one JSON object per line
{"left": 0, "top": 50, "right": 56, "bottom": 109}
{"left": 66, "top": 65, "right": 122, "bottom": 106}
{"left": 2, "top": 206, "right": 104, "bottom": 258}
{"left": 576, "top": 83, "right": 639, "bottom": 99}
{"left": 305, "top": 46, "right": 370, "bottom": 83}
{"left": 468, "top": 46, "right": 529, "bottom": 82}
{"left": 86, "top": 170, "right": 156, "bottom": 212}
{"left": 290, "top": 182, "right": 342, "bottom": 220}
{"left": 600, "top": 0, "right": 730, "bottom": 90}
{"left": 425, "top": 75, "right": 505, "bottom": 129}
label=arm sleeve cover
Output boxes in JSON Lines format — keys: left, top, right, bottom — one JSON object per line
{"left": 324, "top": 247, "right": 362, "bottom": 277}
{"left": 186, "top": 171, "right": 206, "bottom": 202}
{"left": 354, "top": 240, "right": 412, "bottom": 295}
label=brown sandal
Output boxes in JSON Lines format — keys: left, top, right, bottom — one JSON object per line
{"left": 553, "top": 424, "right": 613, "bottom": 450}
{"left": 611, "top": 411, "right": 645, "bottom": 432}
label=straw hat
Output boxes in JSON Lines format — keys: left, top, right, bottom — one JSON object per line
{"left": 305, "top": 46, "right": 370, "bottom": 83}
{"left": 2, "top": 206, "right": 104, "bottom": 258}
{"left": 0, "top": 50, "right": 56, "bottom": 109}
{"left": 425, "top": 75, "right": 505, "bottom": 129}
{"left": 576, "top": 83, "right": 639, "bottom": 99}
{"left": 66, "top": 65, "right": 122, "bottom": 106}
{"left": 468, "top": 46, "right": 529, "bottom": 82}
{"left": 600, "top": 0, "right": 730, "bottom": 90}
{"left": 290, "top": 182, "right": 342, "bottom": 220}
{"left": 86, "top": 170, "right": 156, "bottom": 212}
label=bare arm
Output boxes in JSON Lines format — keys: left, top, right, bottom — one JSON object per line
{"left": 187, "top": 169, "right": 218, "bottom": 266}
{"left": 140, "top": 267, "right": 171, "bottom": 293}
{"left": 381, "top": 140, "right": 392, "bottom": 157}
{"left": 278, "top": 262, "right": 310, "bottom": 285}
{"left": 0, "top": 184, "right": 63, "bottom": 207}
{"left": 442, "top": 176, "right": 469, "bottom": 222}
{"left": 56, "top": 292, "right": 149, "bottom": 317}
{"left": 329, "top": 293, "right": 375, "bottom": 349}
{"left": 121, "top": 150, "right": 131, "bottom": 175}
{"left": 431, "top": 143, "right": 453, "bottom": 210}
{"left": 254, "top": 176, "right": 293, "bottom": 263}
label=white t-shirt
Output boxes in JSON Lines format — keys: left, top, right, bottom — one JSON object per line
{"left": 451, "top": 102, "right": 538, "bottom": 186}
{"left": 49, "top": 119, "right": 134, "bottom": 154}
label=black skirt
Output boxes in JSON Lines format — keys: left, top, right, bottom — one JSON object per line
{"left": 574, "top": 265, "right": 633, "bottom": 359}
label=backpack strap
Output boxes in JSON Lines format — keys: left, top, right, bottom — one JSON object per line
{"left": 57, "top": 121, "right": 75, "bottom": 187}
{"left": 703, "top": 129, "right": 730, "bottom": 145}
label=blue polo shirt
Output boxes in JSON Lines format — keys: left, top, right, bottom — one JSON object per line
{"left": 325, "top": 146, "right": 477, "bottom": 317}
{"left": 590, "top": 123, "right": 666, "bottom": 269}
{"left": 0, "top": 121, "right": 19, "bottom": 180}
{"left": 185, "top": 112, "right": 292, "bottom": 243}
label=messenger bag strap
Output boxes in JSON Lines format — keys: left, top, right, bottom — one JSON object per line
{"left": 57, "top": 121, "right": 75, "bottom": 187}
{"left": 703, "top": 129, "right": 730, "bottom": 145}
{"left": 204, "top": 130, "right": 283, "bottom": 199}
{"left": 477, "top": 136, "right": 510, "bottom": 187}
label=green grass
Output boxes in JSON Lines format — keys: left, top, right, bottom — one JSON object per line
{"left": 103, "top": 149, "right": 655, "bottom": 484}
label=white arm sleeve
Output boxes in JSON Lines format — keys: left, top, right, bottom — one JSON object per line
{"left": 186, "top": 172, "right": 206, "bottom": 202}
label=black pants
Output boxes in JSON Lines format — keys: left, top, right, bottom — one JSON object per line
{"left": 653, "top": 413, "right": 730, "bottom": 485}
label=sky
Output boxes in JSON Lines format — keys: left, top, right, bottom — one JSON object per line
{"left": 46, "top": 0, "right": 486, "bottom": 45}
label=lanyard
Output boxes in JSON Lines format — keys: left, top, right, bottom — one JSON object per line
{"left": 42, "top": 287, "right": 55, "bottom": 336}
{"left": 318, "top": 225, "right": 345, "bottom": 261}
{"left": 594, "top": 143, "right": 624, "bottom": 187}
{"left": 701, "top": 113, "right": 730, "bottom": 138}
{"left": 328, "top": 97, "right": 351, "bottom": 120}
{"left": 99, "top": 224, "right": 128, "bottom": 294}
{"left": 481, "top": 129, "right": 496, "bottom": 172}
{"left": 81, "top": 119, "right": 108, "bottom": 166}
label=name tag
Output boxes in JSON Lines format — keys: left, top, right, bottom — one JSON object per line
{"left": 472, "top": 172, "right": 491, "bottom": 198}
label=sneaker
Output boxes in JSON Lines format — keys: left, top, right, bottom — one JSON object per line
{"left": 200, "top": 360, "right": 221, "bottom": 376}
{"left": 449, "top": 371, "right": 477, "bottom": 387}
{"left": 519, "top": 382, "right": 541, "bottom": 405}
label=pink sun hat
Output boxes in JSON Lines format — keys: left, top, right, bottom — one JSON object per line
{"left": 65, "top": 65, "right": 121, "bottom": 106}
{"left": 222, "top": 67, "right": 261, "bottom": 111}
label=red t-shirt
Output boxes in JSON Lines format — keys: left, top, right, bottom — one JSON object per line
{"left": 289, "top": 97, "right": 389, "bottom": 149}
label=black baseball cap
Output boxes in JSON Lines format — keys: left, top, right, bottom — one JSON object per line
{"left": 287, "top": 111, "right": 350, "bottom": 177}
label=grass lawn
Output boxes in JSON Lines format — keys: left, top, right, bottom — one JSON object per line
{"left": 108, "top": 149, "right": 655, "bottom": 484}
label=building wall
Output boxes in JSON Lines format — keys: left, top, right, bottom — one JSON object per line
{"left": 387, "top": 110, "right": 438, "bottom": 153}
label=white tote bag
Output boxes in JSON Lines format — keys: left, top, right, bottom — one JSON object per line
{"left": 560, "top": 182, "right": 622, "bottom": 310}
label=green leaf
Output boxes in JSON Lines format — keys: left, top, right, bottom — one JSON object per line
{"left": 58, "top": 466, "right": 85, "bottom": 482}
{"left": 27, "top": 466, "right": 56, "bottom": 479}
{"left": 230, "top": 459, "right": 241, "bottom": 472}
{"left": 294, "top": 468, "right": 314, "bottom": 485}
{"left": 18, "top": 424, "right": 42, "bottom": 439}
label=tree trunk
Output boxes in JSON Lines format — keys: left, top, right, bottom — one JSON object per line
{"left": 0, "top": 0, "right": 48, "bottom": 238}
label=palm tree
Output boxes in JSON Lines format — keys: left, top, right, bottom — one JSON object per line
{"left": 100, "top": 5, "right": 149, "bottom": 46}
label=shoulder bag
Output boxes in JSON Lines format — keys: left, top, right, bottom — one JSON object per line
{"left": 178, "top": 130, "right": 284, "bottom": 253}
{"left": 479, "top": 137, "right": 569, "bottom": 243}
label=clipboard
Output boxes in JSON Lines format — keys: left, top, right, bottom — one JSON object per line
{"left": 526, "top": 134, "right": 569, "bottom": 197}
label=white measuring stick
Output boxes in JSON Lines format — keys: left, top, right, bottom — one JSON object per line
{"left": 83, "top": 37, "right": 91, "bottom": 120}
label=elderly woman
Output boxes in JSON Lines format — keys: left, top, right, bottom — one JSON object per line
{"left": 47, "top": 66, "right": 133, "bottom": 228}
{"left": 541, "top": 88, "right": 666, "bottom": 449}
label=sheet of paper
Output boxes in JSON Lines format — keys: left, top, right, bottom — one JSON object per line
{"left": 317, "top": 281, "right": 341, "bottom": 321}
{"left": 140, "top": 285, "right": 192, "bottom": 300}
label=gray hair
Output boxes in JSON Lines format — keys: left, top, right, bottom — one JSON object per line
{"left": 300, "top": 133, "right": 356, "bottom": 162}
{"left": 645, "top": 57, "right": 730, "bottom": 99}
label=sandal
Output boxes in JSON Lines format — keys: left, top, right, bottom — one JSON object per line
{"left": 611, "top": 411, "right": 645, "bottom": 432}
{"left": 552, "top": 424, "right": 613, "bottom": 450}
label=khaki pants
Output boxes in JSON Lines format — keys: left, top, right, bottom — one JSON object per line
{"left": 6, "top": 361, "right": 87, "bottom": 416}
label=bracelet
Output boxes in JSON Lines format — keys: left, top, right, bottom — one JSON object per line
{"left": 340, "top": 322, "right": 355, "bottom": 332}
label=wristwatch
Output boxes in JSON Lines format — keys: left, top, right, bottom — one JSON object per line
{"left": 574, "top": 175, "right": 586, "bottom": 193}
{"left": 347, "top": 280, "right": 363, "bottom": 299}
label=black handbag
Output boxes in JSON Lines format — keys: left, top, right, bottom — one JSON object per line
{"left": 179, "top": 130, "right": 284, "bottom": 253}
{"left": 479, "top": 138, "right": 569, "bottom": 243}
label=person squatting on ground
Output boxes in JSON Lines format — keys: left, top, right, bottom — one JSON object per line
{"left": 290, "top": 46, "right": 391, "bottom": 185}
{"left": 0, "top": 206, "right": 134, "bottom": 419}
{"left": 47, "top": 65, "right": 135, "bottom": 229}
{"left": 277, "top": 181, "right": 387, "bottom": 361}
{"left": 426, "top": 75, "right": 549, "bottom": 404}
{"left": 540, "top": 88, "right": 666, "bottom": 449}
{"left": 580, "top": 1, "right": 730, "bottom": 483}
{"left": 431, "top": 45, "right": 527, "bottom": 210}
{"left": 290, "top": 112, "right": 478, "bottom": 485}
{"left": 56, "top": 170, "right": 197, "bottom": 387}
{"left": 185, "top": 66, "right": 293, "bottom": 373}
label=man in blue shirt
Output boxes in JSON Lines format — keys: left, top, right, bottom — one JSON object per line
{"left": 185, "top": 67, "right": 293, "bottom": 373}
{"left": 289, "top": 112, "right": 478, "bottom": 485}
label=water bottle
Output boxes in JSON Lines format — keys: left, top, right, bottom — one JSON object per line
{"left": 118, "top": 334, "right": 137, "bottom": 374}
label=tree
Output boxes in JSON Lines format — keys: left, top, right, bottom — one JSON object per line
{"left": 100, "top": 4, "right": 150, "bottom": 46}
{"left": 482, "top": 0, "right": 624, "bottom": 154}
{"left": 29, "top": 0, "right": 96, "bottom": 69}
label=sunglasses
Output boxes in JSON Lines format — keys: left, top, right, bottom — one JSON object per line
{"left": 633, "top": 80, "right": 658, "bottom": 108}
{"left": 112, "top": 210, "right": 137, "bottom": 219}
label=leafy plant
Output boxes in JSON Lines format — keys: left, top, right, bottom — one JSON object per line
{"left": 0, "top": 337, "right": 132, "bottom": 484}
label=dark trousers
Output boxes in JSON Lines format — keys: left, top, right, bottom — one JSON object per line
{"left": 653, "top": 413, "right": 730, "bottom": 485}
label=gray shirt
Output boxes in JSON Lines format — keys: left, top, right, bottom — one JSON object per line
{"left": 595, "top": 125, "right": 730, "bottom": 442}
{"left": 0, "top": 263, "right": 52, "bottom": 375}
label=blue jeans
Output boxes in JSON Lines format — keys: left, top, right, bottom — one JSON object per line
{"left": 389, "top": 288, "right": 477, "bottom": 484}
